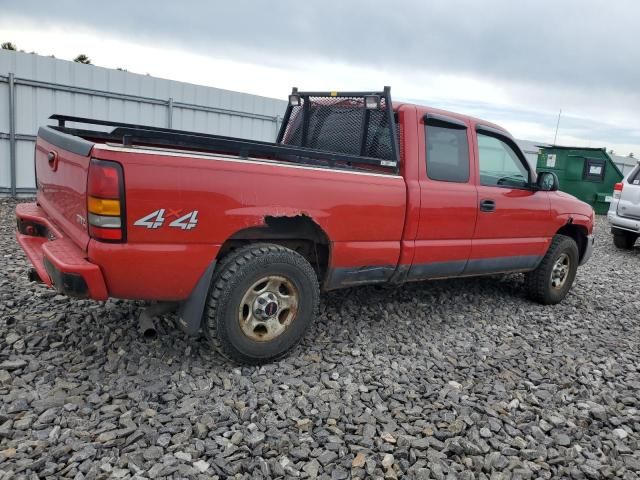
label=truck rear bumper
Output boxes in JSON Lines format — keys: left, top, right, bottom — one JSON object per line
{"left": 16, "top": 202, "right": 108, "bottom": 300}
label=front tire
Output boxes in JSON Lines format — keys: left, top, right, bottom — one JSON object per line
{"left": 613, "top": 231, "right": 637, "bottom": 250}
{"left": 525, "top": 234, "right": 579, "bottom": 305}
{"left": 204, "top": 244, "right": 319, "bottom": 364}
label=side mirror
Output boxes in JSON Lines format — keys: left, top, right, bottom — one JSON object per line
{"left": 536, "top": 171, "right": 559, "bottom": 191}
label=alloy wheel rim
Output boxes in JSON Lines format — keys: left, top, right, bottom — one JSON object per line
{"left": 550, "top": 253, "right": 570, "bottom": 289}
{"left": 238, "top": 275, "right": 299, "bottom": 342}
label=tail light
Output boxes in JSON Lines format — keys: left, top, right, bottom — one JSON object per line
{"left": 87, "top": 159, "right": 125, "bottom": 242}
{"left": 613, "top": 182, "right": 623, "bottom": 200}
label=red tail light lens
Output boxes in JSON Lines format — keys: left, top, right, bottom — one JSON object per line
{"left": 87, "top": 159, "right": 125, "bottom": 242}
{"left": 88, "top": 161, "right": 121, "bottom": 198}
{"left": 613, "top": 182, "right": 623, "bottom": 199}
{"left": 88, "top": 225, "right": 123, "bottom": 241}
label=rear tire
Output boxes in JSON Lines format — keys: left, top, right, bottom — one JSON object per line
{"left": 204, "top": 244, "right": 319, "bottom": 364}
{"left": 613, "top": 231, "right": 637, "bottom": 250}
{"left": 525, "top": 234, "right": 579, "bottom": 305}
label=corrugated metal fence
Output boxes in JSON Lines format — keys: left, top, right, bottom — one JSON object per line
{"left": 0, "top": 50, "right": 287, "bottom": 196}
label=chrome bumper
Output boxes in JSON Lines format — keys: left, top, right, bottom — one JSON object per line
{"left": 580, "top": 234, "right": 595, "bottom": 266}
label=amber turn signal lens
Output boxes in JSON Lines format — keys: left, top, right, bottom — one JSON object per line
{"left": 88, "top": 196, "right": 121, "bottom": 216}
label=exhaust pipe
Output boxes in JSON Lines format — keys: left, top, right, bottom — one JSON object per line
{"left": 138, "top": 302, "right": 178, "bottom": 340}
{"left": 138, "top": 309, "right": 158, "bottom": 339}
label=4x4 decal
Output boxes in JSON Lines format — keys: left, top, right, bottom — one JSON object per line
{"left": 134, "top": 209, "right": 199, "bottom": 230}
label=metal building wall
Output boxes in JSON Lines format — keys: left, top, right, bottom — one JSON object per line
{"left": 611, "top": 155, "right": 637, "bottom": 176}
{"left": 0, "top": 50, "right": 287, "bottom": 196}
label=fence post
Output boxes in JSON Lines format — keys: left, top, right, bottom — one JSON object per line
{"left": 8, "top": 72, "right": 16, "bottom": 197}
{"left": 167, "top": 97, "right": 173, "bottom": 128}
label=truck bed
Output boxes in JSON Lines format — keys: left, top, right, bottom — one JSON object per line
{"left": 31, "top": 117, "right": 408, "bottom": 300}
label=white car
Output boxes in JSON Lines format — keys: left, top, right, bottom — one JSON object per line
{"left": 608, "top": 160, "right": 640, "bottom": 249}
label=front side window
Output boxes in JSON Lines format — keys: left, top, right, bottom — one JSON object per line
{"left": 426, "top": 124, "right": 470, "bottom": 182}
{"left": 477, "top": 133, "right": 529, "bottom": 188}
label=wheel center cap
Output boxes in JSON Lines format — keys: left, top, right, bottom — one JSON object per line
{"left": 254, "top": 292, "right": 279, "bottom": 320}
{"left": 264, "top": 301, "right": 278, "bottom": 317}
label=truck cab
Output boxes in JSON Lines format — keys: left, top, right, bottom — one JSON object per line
{"left": 390, "top": 104, "right": 594, "bottom": 286}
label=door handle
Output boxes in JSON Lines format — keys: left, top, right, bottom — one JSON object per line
{"left": 479, "top": 199, "right": 495, "bottom": 212}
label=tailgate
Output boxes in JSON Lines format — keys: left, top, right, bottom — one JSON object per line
{"left": 35, "top": 126, "right": 94, "bottom": 250}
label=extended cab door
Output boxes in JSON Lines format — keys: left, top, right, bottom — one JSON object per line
{"left": 408, "top": 113, "right": 478, "bottom": 280}
{"left": 466, "top": 126, "right": 551, "bottom": 274}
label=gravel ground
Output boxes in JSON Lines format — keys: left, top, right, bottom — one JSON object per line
{"left": 1, "top": 197, "right": 639, "bottom": 480}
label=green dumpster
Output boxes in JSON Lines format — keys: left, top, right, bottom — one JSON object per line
{"left": 537, "top": 146, "right": 623, "bottom": 214}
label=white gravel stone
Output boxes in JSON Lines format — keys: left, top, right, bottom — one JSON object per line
{"left": 193, "top": 460, "right": 209, "bottom": 472}
{"left": 612, "top": 428, "right": 628, "bottom": 439}
{"left": 174, "top": 451, "right": 191, "bottom": 461}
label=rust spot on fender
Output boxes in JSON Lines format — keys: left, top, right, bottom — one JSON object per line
{"left": 229, "top": 211, "right": 328, "bottom": 243}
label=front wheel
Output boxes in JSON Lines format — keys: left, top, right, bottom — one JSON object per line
{"left": 525, "top": 234, "right": 579, "bottom": 305}
{"left": 204, "top": 244, "right": 319, "bottom": 364}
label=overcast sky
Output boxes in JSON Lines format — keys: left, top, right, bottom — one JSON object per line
{"left": 2, "top": 0, "right": 639, "bottom": 155}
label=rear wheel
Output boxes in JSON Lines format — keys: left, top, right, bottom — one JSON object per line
{"left": 613, "top": 231, "right": 637, "bottom": 250}
{"left": 204, "top": 244, "right": 319, "bottom": 364}
{"left": 525, "top": 234, "right": 579, "bottom": 305}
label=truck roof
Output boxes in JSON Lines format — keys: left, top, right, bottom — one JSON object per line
{"left": 395, "top": 102, "right": 513, "bottom": 138}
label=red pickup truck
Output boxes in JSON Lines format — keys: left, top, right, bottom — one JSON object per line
{"left": 16, "top": 88, "right": 594, "bottom": 364}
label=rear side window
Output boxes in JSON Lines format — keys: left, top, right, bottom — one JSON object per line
{"left": 425, "top": 121, "right": 469, "bottom": 183}
{"left": 629, "top": 165, "right": 640, "bottom": 185}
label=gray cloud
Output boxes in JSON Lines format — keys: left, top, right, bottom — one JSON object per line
{"left": 2, "top": 0, "right": 639, "bottom": 152}
{"left": 2, "top": 0, "right": 639, "bottom": 94}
